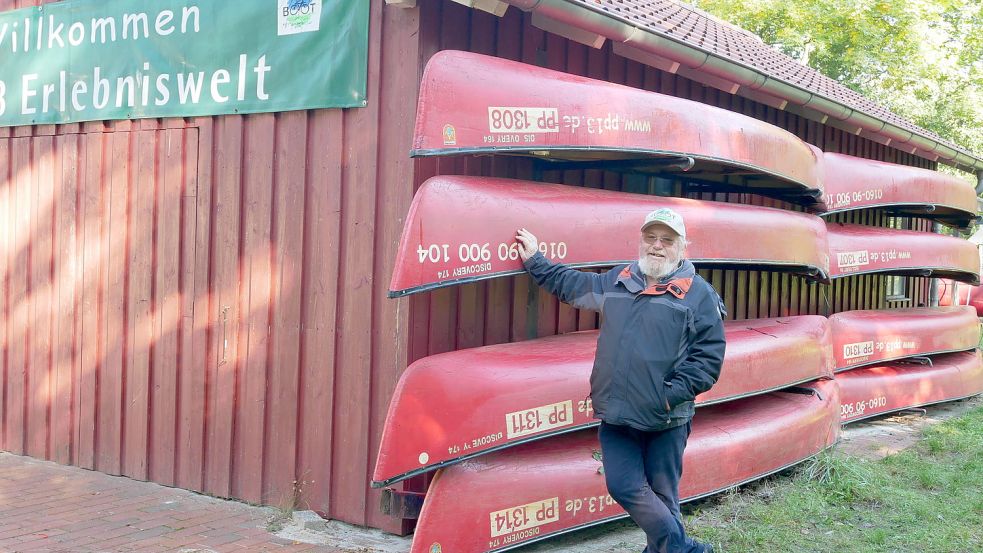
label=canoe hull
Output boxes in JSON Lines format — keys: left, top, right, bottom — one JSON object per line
{"left": 829, "top": 307, "right": 980, "bottom": 371}
{"left": 826, "top": 222, "right": 979, "bottom": 284}
{"left": 390, "top": 176, "right": 830, "bottom": 297}
{"left": 372, "top": 316, "right": 834, "bottom": 486}
{"left": 938, "top": 279, "right": 983, "bottom": 317}
{"left": 409, "top": 379, "right": 840, "bottom": 553}
{"left": 821, "top": 152, "right": 977, "bottom": 228}
{"left": 838, "top": 351, "right": 983, "bottom": 423}
{"left": 413, "top": 50, "right": 823, "bottom": 204}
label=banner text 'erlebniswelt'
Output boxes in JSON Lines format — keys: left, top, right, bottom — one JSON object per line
{"left": 0, "top": 0, "right": 368, "bottom": 126}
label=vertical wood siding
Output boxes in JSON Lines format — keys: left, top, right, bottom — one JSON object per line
{"left": 0, "top": 0, "right": 420, "bottom": 533}
{"left": 0, "top": 123, "right": 205, "bottom": 477}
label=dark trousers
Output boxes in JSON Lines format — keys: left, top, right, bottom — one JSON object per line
{"left": 598, "top": 421, "right": 702, "bottom": 553}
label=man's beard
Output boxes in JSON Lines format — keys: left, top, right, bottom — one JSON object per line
{"left": 638, "top": 252, "right": 681, "bottom": 280}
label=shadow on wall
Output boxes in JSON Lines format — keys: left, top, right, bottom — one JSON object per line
{"left": 0, "top": 117, "right": 344, "bottom": 516}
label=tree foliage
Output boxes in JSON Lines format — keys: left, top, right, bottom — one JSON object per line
{"left": 694, "top": 0, "right": 982, "bottom": 165}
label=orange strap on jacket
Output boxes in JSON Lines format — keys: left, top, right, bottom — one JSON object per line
{"left": 642, "top": 278, "right": 692, "bottom": 299}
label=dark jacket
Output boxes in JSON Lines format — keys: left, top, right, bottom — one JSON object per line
{"left": 523, "top": 253, "right": 726, "bottom": 431}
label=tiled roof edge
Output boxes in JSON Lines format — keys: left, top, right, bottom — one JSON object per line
{"left": 493, "top": 0, "right": 983, "bottom": 173}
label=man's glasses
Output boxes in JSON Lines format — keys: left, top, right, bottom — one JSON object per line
{"left": 641, "top": 234, "right": 677, "bottom": 246}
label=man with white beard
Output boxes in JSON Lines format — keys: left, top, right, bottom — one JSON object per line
{"left": 515, "top": 208, "right": 725, "bottom": 553}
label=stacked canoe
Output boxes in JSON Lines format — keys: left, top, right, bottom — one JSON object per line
{"left": 375, "top": 51, "right": 862, "bottom": 553}
{"left": 375, "top": 50, "right": 982, "bottom": 552}
{"left": 381, "top": 175, "right": 843, "bottom": 552}
{"left": 821, "top": 151, "right": 983, "bottom": 424}
{"left": 820, "top": 152, "right": 977, "bottom": 229}
{"left": 938, "top": 278, "right": 983, "bottom": 317}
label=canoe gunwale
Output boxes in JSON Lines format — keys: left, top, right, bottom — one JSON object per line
{"left": 485, "top": 444, "right": 840, "bottom": 553}
{"left": 390, "top": 259, "right": 829, "bottom": 298}
{"left": 835, "top": 347, "right": 978, "bottom": 373}
{"left": 820, "top": 202, "right": 977, "bottom": 229}
{"left": 371, "top": 422, "right": 597, "bottom": 489}
{"left": 371, "top": 374, "right": 830, "bottom": 487}
{"left": 409, "top": 146, "right": 823, "bottom": 205}
{"left": 829, "top": 266, "right": 979, "bottom": 285}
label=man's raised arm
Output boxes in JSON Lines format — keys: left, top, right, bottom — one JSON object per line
{"left": 515, "top": 228, "right": 606, "bottom": 312}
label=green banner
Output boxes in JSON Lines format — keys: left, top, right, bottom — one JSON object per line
{"left": 0, "top": 0, "right": 369, "bottom": 127}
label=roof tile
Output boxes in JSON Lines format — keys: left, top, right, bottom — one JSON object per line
{"left": 575, "top": 0, "right": 972, "bottom": 157}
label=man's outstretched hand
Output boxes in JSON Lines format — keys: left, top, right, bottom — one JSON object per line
{"left": 515, "top": 228, "right": 539, "bottom": 262}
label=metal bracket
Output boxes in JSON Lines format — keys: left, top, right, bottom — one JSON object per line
{"left": 898, "top": 356, "right": 933, "bottom": 367}
{"left": 780, "top": 385, "right": 822, "bottom": 401}
{"left": 531, "top": 155, "right": 695, "bottom": 173}
{"left": 381, "top": 489, "right": 426, "bottom": 520}
{"left": 681, "top": 175, "right": 822, "bottom": 206}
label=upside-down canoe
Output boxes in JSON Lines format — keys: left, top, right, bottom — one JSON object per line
{"left": 389, "top": 176, "right": 830, "bottom": 297}
{"left": 821, "top": 152, "right": 978, "bottom": 229}
{"left": 938, "top": 278, "right": 983, "bottom": 317}
{"left": 372, "top": 316, "right": 834, "bottom": 487}
{"left": 838, "top": 351, "right": 983, "bottom": 423}
{"left": 829, "top": 307, "right": 980, "bottom": 372}
{"left": 413, "top": 50, "right": 824, "bottom": 206}
{"left": 408, "top": 379, "right": 839, "bottom": 553}
{"left": 826, "top": 222, "right": 979, "bottom": 284}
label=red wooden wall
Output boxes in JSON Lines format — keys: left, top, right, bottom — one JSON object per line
{"left": 0, "top": 0, "right": 423, "bottom": 533}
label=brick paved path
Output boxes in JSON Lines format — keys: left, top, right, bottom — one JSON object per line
{"left": 0, "top": 453, "right": 336, "bottom": 552}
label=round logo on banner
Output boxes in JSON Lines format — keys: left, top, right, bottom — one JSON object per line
{"left": 429, "top": 543, "right": 442, "bottom": 553}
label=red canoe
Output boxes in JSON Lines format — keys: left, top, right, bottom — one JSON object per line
{"left": 821, "top": 152, "right": 978, "bottom": 229}
{"left": 938, "top": 278, "right": 983, "bottom": 317}
{"left": 372, "top": 316, "right": 833, "bottom": 487}
{"left": 826, "top": 222, "right": 979, "bottom": 284}
{"left": 408, "top": 379, "right": 839, "bottom": 553}
{"left": 838, "top": 351, "right": 983, "bottom": 423}
{"left": 413, "top": 50, "right": 824, "bottom": 206}
{"left": 390, "top": 176, "right": 830, "bottom": 297}
{"left": 829, "top": 307, "right": 980, "bottom": 372}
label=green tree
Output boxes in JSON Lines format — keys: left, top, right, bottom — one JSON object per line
{"left": 695, "top": 0, "right": 982, "bottom": 163}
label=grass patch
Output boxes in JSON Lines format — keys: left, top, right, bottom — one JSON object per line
{"left": 684, "top": 404, "right": 983, "bottom": 552}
